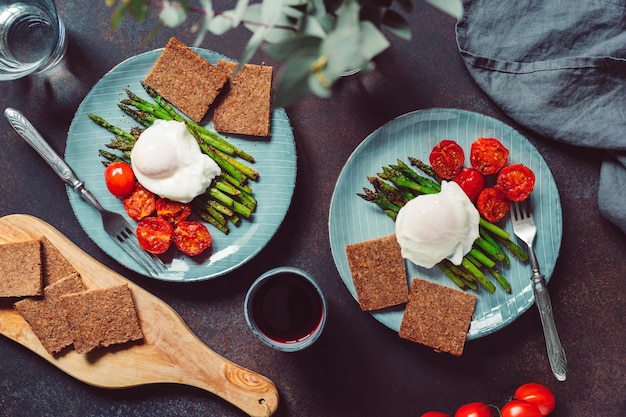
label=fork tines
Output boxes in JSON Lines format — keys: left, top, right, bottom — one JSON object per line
{"left": 116, "top": 226, "right": 167, "bottom": 278}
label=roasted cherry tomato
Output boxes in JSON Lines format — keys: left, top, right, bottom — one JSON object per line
{"left": 453, "top": 167, "right": 486, "bottom": 202}
{"left": 514, "top": 383, "right": 555, "bottom": 416}
{"left": 173, "top": 221, "right": 212, "bottom": 256}
{"left": 155, "top": 198, "right": 192, "bottom": 226}
{"left": 454, "top": 402, "right": 494, "bottom": 417}
{"left": 477, "top": 187, "right": 510, "bottom": 223}
{"left": 470, "top": 137, "right": 509, "bottom": 175}
{"left": 136, "top": 217, "right": 174, "bottom": 255}
{"left": 496, "top": 163, "right": 536, "bottom": 202}
{"left": 123, "top": 183, "right": 156, "bottom": 221}
{"left": 104, "top": 161, "right": 135, "bottom": 198}
{"left": 501, "top": 400, "right": 542, "bottom": 417}
{"left": 421, "top": 412, "right": 450, "bottom": 417}
{"left": 429, "top": 139, "right": 466, "bottom": 180}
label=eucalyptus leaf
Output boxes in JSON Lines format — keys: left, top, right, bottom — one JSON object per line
{"left": 240, "top": 25, "right": 272, "bottom": 66}
{"left": 263, "top": 35, "right": 322, "bottom": 61}
{"left": 273, "top": 48, "right": 319, "bottom": 107}
{"left": 159, "top": 3, "right": 188, "bottom": 28}
{"left": 110, "top": 5, "right": 128, "bottom": 31}
{"left": 127, "top": 0, "right": 149, "bottom": 20}
{"left": 381, "top": 9, "right": 411, "bottom": 40}
{"left": 207, "top": 12, "right": 237, "bottom": 35}
{"left": 358, "top": 20, "right": 390, "bottom": 60}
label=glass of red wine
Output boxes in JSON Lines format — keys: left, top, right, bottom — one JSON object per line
{"left": 244, "top": 267, "right": 327, "bottom": 352}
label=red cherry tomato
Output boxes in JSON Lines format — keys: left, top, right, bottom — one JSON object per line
{"left": 421, "top": 412, "right": 450, "bottom": 417}
{"left": 104, "top": 162, "right": 135, "bottom": 198}
{"left": 155, "top": 198, "right": 192, "bottom": 226}
{"left": 470, "top": 137, "right": 509, "bottom": 175}
{"left": 123, "top": 183, "right": 156, "bottom": 220}
{"left": 514, "top": 383, "right": 555, "bottom": 416}
{"left": 173, "top": 221, "right": 212, "bottom": 256}
{"left": 429, "top": 139, "right": 466, "bottom": 180}
{"left": 501, "top": 400, "right": 542, "bottom": 417}
{"left": 453, "top": 167, "right": 486, "bottom": 202}
{"left": 496, "top": 163, "right": 536, "bottom": 202}
{"left": 136, "top": 217, "right": 174, "bottom": 255}
{"left": 454, "top": 402, "right": 494, "bottom": 417}
{"left": 477, "top": 187, "right": 510, "bottom": 223}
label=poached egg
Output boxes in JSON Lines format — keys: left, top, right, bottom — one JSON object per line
{"left": 395, "top": 181, "right": 479, "bottom": 268}
{"left": 130, "top": 120, "right": 220, "bottom": 203}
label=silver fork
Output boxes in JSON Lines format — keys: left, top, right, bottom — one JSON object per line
{"left": 4, "top": 108, "right": 167, "bottom": 278}
{"left": 511, "top": 200, "right": 567, "bottom": 381}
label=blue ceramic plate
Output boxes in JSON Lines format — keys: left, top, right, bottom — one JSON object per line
{"left": 65, "top": 49, "right": 296, "bottom": 282}
{"left": 329, "top": 109, "right": 562, "bottom": 339}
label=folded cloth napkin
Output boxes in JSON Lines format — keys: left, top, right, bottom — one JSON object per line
{"left": 455, "top": 0, "right": 626, "bottom": 234}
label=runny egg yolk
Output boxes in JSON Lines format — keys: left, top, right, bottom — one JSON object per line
{"left": 395, "top": 181, "right": 480, "bottom": 269}
{"left": 130, "top": 120, "right": 221, "bottom": 203}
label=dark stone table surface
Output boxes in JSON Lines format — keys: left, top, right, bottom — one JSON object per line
{"left": 0, "top": 2, "right": 624, "bottom": 416}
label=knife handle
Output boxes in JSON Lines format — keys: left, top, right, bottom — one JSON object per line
{"left": 4, "top": 107, "right": 83, "bottom": 191}
{"left": 532, "top": 273, "right": 568, "bottom": 381}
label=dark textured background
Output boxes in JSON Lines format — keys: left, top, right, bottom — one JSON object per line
{"left": 0, "top": 1, "right": 624, "bottom": 416}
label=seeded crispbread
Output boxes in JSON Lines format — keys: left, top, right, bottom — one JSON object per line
{"left": 345, "top": 234, "right": 409, "bottom": 311}
{"left": 399, "top": 278, "right": 476, "bottom": 356}
{"left": 0, "top": 240, "right": 43, "bottom": 297}
{"left": 40, "top": 237, "right": 77, "bottom": 286}
{"left": 60, "top": 284, "right": 143, "bottom": 354}
{"left": 14, "top": 273, "right": 87, "bottom": 354}
{"left": 213, "top": 61, "right": 273, "bottom": 137}
{"left": 144, "top": 37, "right": 228, "bottom": 122}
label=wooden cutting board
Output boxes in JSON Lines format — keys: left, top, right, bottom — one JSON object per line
{"left": 0, "top": 214, "right": 279, "bottom": 417}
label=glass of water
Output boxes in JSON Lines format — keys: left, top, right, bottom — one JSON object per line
{"left": 0, "top": 0, "right": 67, "bottom": 80}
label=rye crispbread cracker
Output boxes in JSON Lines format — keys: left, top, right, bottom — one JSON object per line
{"left": 213, "top": 61, "right": 273, "bottom": 137}
{"left": 0, "top": 240, "right": 42, "bottom": 297}
{"left": 345, "top": 234, "right": 409, "bottom": 311}
{"left": 144, "top": 37, "right": 228, "bottom": 122}
{"left": 60, "top": 284, "right": 143, "bottom": 354}
{"left": 14, "top": 273, "right": 86, "bottom": 354}
{"left": 40, "top": 237, "right": 77, "bottom": 286}
{"left": 399, "top": 278, "right": 476, "bottom": 356}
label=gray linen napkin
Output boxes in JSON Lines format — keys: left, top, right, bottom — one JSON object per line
{"left": 455, "top": 0, "right": 626, "bottom": 234}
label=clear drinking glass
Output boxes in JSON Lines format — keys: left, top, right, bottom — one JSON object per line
{"left": 0, "top": 0, "right": 67, "bottom": 80}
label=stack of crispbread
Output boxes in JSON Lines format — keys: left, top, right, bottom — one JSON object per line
{"left": 0, "top": 238, "right": 144, "bottom": 355}
{"left": 143, "top": 37, "right": 273, "bottom": 136}
{"left": 345, "top": 234, "right": 477, "bottom": 356}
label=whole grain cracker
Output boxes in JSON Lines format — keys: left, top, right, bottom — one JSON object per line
{"left": 0, "top": 240, "right": 42, "bottom": 297}
{"left": 345, "top": 234, "right": 409, "bottom": 311}
{"left": 40, "top": 237, "right": 77, "bottom": 286}
{"left": 14, "top": 273, "right": 86, "bottom": 354}
{"left": 213, "top": 61, "right": 273, "bottom": 137}
{"left": 144, "top": 37, "right": 228, "bottom": 122}
{"left": 399, "top": 278, "right": 476, "bottom": 356}
{"left": 60, "top": 284, "right": 143, "bottom": 354}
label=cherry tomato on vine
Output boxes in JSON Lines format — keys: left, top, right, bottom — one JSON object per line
{"left": 501, "top": 400, "right": 542, "bottom": 417}
{"left": 123, "top": 183, "right": 156, "bottom": 220}
{"left": 514, "top": 383, "right": 555, "bottom": 416}
{"left": 453, "top": 167, "right": 486, "bottom": 202}
{"left": 136, "top": 217, "right": 174, "bottom": 255}
{"left": 429, "top": 139, "right": 466, "bottom": 180}
{"left": 470, "top": 137, "right": 509, "bottom": 175}
{"left": 421, "top": 412, "right": 450, "bottom": 417}
{"left": 454, "top": 402, "right": 494, "bottom": 417}
{"left": 476, "top": 187, "right": 510, "bottom": 223}
{"left": 173, "top": 221, "right": 212, "bottom": 256}
{"left": 496, "top": 163, "right": 536, "bottom": 202}
{"left": 104, "top": 161, "right": 135, "bottom": 198}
